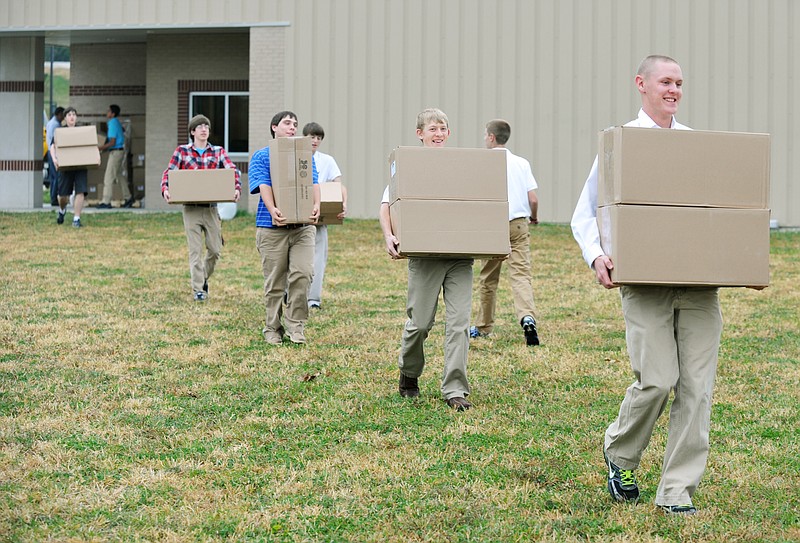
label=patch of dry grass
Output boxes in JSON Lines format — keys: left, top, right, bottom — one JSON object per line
{"left": 0, "top": 211, "right": 798, "bottom": 542}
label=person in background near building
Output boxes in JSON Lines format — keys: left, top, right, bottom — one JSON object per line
{"left": 51, "top": 107, "right": 88, "bottom": 228}
{"left": 249, "top": 111, "right": 320, "bottom": 345}
{"left": 98, "top": 104, "right": 134, "bottom": 209}
{"left": 469, "top": 119, "right": 541, "bottom": 346}
{"left": 302, "top": 122, "right": 347, "bottom": 310}
{"left": 45, "top": 106, "right": 65, "bottom": 206}
{"left": 571, "top": 54, "right": 739, "bottom": 515}
{"left": 379, "top": 108, "right": 474, "bottom": 411}
{"left": 161, "top": 114, "right": 241, "bottom": 302}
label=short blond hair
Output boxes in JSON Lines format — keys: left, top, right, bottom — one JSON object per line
{"left": 637, "top": 55, "right": 679, "bottom": 77}
{"left": 416, "top": 108, "right": 449, "bottom": 131}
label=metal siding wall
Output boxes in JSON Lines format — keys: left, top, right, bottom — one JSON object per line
{"left": 277, "top": 0, "right": 800, "bottom": 223}
{"left": 2, "top": 0, "right": 798, "bottom": 224}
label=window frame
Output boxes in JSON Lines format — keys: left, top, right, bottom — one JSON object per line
{"left": 188, "top": 91, "right": 249, "bottom": 159}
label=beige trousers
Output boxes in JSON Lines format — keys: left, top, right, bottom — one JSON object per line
{"left": 399, "top": 258, "right": 473, "bottom": 400}
{"left": 605, "top": 286, "right": 723, "bottom": 506}
{"left": 182, "top": 205, "right": 222, "bottom": 294}
{"left": 474, "top": 218, "right": 537, "bottom": 333}
{"left": 101, "top": 150, "right": 130, "bottom": 204}
{"left": 256, "top": 226, "right": 315, "bottom": 336}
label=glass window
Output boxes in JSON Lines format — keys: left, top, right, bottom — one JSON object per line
{"left": 190, "top": 92, "right": 248, "bottom": 154}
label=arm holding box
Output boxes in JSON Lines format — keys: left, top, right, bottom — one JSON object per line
{"left": 217, "top": 147, "right": 242, "bottom": 202}
{"left": 379, "top": 202, "right": 400, "bottom": 259}
{"left": 249, "top": 147, "right": 286, "bottom": 225}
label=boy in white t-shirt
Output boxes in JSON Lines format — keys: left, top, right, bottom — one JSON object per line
{"left": 470, "top": 119, "right": 541, "bottom": 346}
{"left": 302, "top": 122, "right": 347, "bottom": 309}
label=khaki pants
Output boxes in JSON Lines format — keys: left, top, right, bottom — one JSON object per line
{"left": 605, "top": 286, "right": 723, "bottom": 506}
{"left": 101, "top": 150, "right": 130, "bottom": 204}
{"left": 399, "top": 257, "right": 473, "bottom": 400}
{"left": 256, "top": 226, "right": 315, "bottom": 336}
{"left": 182, "top": 205, "right": 222, "bottom": 294}
{"left": 474, "top": 217, "right": 537, "bottom": 333}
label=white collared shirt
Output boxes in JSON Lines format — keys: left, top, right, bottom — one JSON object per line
{"left": 570, "top": 109, "right": 690, "bottom": 268}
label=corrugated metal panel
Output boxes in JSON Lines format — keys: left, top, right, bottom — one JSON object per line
{"left": 2, "top": 0, "right": 798, "bottom": 224}
{"left": 283, "top": 0, "right": 800, "bottom": 224}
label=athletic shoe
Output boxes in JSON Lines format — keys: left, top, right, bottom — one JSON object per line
{"left": 604, "top": 450, "right": 640, "bottom": 503}
{"left": 72, "top": 218, "right": 82, "bottom": 228}
{"left": 658, "top": 504, "right": 697, "bottom": 515}
{"left": 193, "top": 291, "right": 207, "bottom": 302}
{"left": 469, "top": 326, "right": 490, "bottom": 339}
{"left": 56, "top": 210, "right": 65, "bottom": 225}
{"left": 122, "top": 198, "right": 135, "bottom": 208}
{"left": 446, "top": 396, "right": 472, "bottom": 411}
{"left": 398, "top": 373, "right": 419, "bottom": 398}
{"left": 521, "top": 315, "right": 540, "bottom": 346}
{"left": 96, "top": 203, "right": 112, "bottom": 209}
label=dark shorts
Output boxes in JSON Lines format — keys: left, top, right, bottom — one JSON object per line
{"left": 58, "top": 169, "right": 88, "bottom": 197}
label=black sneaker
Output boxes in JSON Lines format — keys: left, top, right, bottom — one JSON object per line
{"left": 398, "top": 373, "right": 419, "bottom": 398}
{"left": 56, "top": 210, "right": 65, "bottom": 225}
{"left": 658, "top": 504, "right": 697, "bottom": 515}
{"left": 521, "top": 316, "right": 540, "bottom": 346}
{"left": 193, "top": 291, "right": 207, "bottom": 302}
{"left": 122, "top": 198, "right": 135, "bottom": 208}
{"left": 604, "top": 450, "right": 639, "bottom": 503}
{"left": 72, "top": 218, "right": 82, "bottom": 228}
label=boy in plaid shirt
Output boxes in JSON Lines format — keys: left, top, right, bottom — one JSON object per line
{"left": 162, "top": 114, "right": 241, "bottom": 302}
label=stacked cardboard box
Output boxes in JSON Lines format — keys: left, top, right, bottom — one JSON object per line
{"left": 318, "top": 181, "right": 344, "bottom": 225}
{"left": 597, "top": 127, "right": 771, "bottom": 287}
{"left": 54, "top": 125, "right": 101, "bottom": 171}
{"left": 387, "top": 147, "right": 510, "bottom": 258}
{"left": 167, "top": 169, "right": 238, "bottom": 204}
{"left": 269, "top": 136, "right": 315, "bottom": 224}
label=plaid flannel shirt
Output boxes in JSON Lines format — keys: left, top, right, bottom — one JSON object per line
{"left": 161, "top": 143, "right": 241, "bottom": 194}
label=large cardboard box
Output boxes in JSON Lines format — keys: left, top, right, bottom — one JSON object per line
{"left": 388, "top": 147, "right": 507, "bottom": 203}
{"left": 597, "top": 204, "right": 770, "bottom": 287}
{"left": 318, "top": 181, "right": 344, "bottom": 225}
{"left": 598, "top": 127, "right": 770, "bottom": 208}
{"left": 54, "top": 126, "right": 101, "bottom": 171}
{"left": 389, "top": 199, "right": 510, "bottom": 258}
{"left": 269, "top": 136, "right": 314, "bottom": 223}
{"left": 167, "top": 169, "right": 238, "bottom": 204}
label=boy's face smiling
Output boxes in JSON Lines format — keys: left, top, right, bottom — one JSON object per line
{"left": 417, "top": 121, "right": 450, "bottom": 147}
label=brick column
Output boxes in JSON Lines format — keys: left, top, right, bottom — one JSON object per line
{"left": 0, "top": 37, "right": 45, "bottom": 209}
{"left": 247, "top": 26, "right": 286, "bottom": 213}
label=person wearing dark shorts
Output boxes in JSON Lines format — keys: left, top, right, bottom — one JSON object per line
{"left": 52, "top": 107, "right": 89, "bottom": 228}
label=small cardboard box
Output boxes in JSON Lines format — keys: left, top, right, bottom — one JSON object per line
{"left": 598, "top": 127, "right": 770, "bottom": 208}
{"left": 167, "top": 169, "right": 237, "bottom": 204}
{"left": 54, "top": 125, "right": 97, "bottom": 148}
{"left": 54, "top": 126, "right": 101, "bottom": 170}
{"left": 388, "top": 147, "right": 507, "bottom": 203}
{"left": 389, "top": 199, "right": 510, "bottom": 258}
{"left": 269, "top": 136, "right": 314, "bottom": 224}
{"left": 318, "top": 181, "right": 344, "bottom": 225}
{"left": 597, "top": 204, "right": 770, "bottom": 287}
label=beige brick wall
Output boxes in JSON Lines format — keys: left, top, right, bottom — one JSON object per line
{"left": 145, "top": 32, "right": 250, "bottom": 211}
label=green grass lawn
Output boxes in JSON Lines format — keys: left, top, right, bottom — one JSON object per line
{"left": 1, "top": 212, "right": 798, "bottom": 542}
